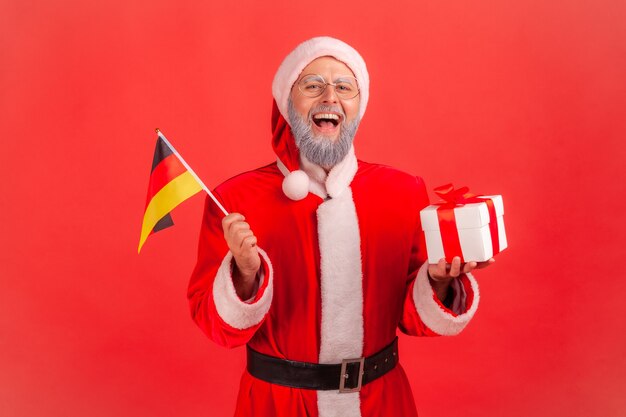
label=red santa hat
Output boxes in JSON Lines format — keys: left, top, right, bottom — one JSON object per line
{"left": 271, "top": 36, "right": 370, "bottom": 201}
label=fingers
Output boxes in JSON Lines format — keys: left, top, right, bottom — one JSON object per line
{"left": 231, "top": 223, "right": 252, "bottom": 246}
{"left": 242, "top": 235, "right": 258, "bottom": 248}
{"left": 221, "top": 213, "right": 257, "bottom": 252}
{"left": 429, "top": 256, "right": 486, "bottom": 280}
{"left": 462, "top": 261, "right": 477, "bottom": 274}
{"left": 234, "top": 229, "right": 253, "bottom": 249}
{"left": 436, "top": 258, "right": 447, "bottom": 273}
{"left": 449, "top": 256, "right": 462, "bottom": 277}
{"left": 222, "top": 213, "right": 250, "bottom": 241}
{"left": 428, "top": 257, "right": 454, "bottom": 281}
{"left": 221, "top": 213, "right": 261, "bottom": 278}
{"left": 475, "top": 258, "right": 496, "bottom": 269}
{"left": 428, "top": 258, "right": 447, "bottom": 280}
{"left": 222, "top": 213, "right": 246, "bottom": 235}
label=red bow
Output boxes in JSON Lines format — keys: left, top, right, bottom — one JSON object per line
{"left": 434, "top": 183, "right": 480, "bottom": 205}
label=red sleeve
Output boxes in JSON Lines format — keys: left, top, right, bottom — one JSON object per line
{"left": 398, "top": 177, "right": 480, "bottom": 337}
{"left": 187, "top": 194, "right": 273, "bottom": 348}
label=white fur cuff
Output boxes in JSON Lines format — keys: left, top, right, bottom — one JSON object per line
{"left": 212, "top": 247, "right": 274, "bottom": 330}
{"left": 413, "top": 263, "right": 480, "bottom": 336}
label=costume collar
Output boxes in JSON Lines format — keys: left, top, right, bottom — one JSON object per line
{"left": 277, "top": 145, "right": 358, "bottom": 200}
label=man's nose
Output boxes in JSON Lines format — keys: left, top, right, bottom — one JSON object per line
{"left": 320, "top": 84, "right": 339, "bottom": 103}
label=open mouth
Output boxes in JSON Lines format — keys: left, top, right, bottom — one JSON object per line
{"left": 312, "top": 113, "right": 343, "bottom": 129}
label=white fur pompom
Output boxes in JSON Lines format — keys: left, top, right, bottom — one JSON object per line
{"left": 282, "top": 170, "right": 309, "bottom": 201}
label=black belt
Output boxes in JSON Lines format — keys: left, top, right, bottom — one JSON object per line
{"left": 246, "top": 337, "right": 399, "bottom": 393}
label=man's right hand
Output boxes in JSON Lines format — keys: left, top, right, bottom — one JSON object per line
{"left": 222, "top": 213, "right": 261, "bottom": 299}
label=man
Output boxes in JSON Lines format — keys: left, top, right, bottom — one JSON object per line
{"left": 188, "top": 36, "right": 494, "bottom": 417}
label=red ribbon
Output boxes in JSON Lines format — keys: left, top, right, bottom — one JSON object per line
{"left": 434, "top": 183, "right": 478, "bottom": 205}
{"left": 432, "top": 184, "right": 501, "bottom": 262}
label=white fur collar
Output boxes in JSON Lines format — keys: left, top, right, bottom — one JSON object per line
{"left": 277, "top": 145, "right": 358, "bottom": 200}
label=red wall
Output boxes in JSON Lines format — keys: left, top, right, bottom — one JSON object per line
{"left": 2, "top": 1, "right": 625, "bottom": 416}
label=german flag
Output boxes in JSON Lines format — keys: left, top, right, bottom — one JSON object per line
{"left": 138, "top": 132, "right": 204, "bottom": 253}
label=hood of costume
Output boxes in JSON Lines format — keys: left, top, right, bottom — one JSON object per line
{"left": 270, "top": 36, "right": 370, "bottom": 201}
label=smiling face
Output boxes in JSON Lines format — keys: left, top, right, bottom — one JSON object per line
{"left": 289, "top": 56, "right": 361, "bottom": 142}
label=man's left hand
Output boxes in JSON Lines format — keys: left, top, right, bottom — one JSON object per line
{"left": 428, "top": 256, "right": 495, "bottom": 282}
{"left": 427, "top": 257, "right": 495, "bottom": 303}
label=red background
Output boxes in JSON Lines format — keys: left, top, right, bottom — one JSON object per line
{"left": 2, "top": 1, "right": 625, "bottom": 416}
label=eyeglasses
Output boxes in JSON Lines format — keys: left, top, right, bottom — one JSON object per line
{"left": 297, "top": 74, "right": 360, "bottom": 99}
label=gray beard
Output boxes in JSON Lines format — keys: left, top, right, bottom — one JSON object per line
{"left": 287, "top": 98, "right": 360, "bottom": 169}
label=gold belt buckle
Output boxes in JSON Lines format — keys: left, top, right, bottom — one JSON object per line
{"left": 339, "top": 357, "right": 365, "bottom": 393}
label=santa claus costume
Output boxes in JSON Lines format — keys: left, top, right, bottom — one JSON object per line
{"left": 188, "top": 37, "right": 479, "bottom": 417}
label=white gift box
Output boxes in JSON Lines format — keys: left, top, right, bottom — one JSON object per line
{"left": 420, "top": 195, "right": 507, "bottom": 263}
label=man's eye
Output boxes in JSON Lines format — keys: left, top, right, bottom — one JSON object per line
{"left": 305, "top": 83, "right": 324, "bottom": 90}
{"left": 336, "top": 83, "right": 353, "bottom": 92}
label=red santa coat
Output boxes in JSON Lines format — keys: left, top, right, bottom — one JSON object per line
{"left": 188, "top": 146, "right": 479, "bottom": 417}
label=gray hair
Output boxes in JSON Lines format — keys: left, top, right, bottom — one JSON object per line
{"left": 287, "top": 98, "right": 360, "bottom": 169}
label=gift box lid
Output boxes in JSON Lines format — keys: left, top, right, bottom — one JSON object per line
{"left": 420, "top": 195, "right": 504, "bottom": 232}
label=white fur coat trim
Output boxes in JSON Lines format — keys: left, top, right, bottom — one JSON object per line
{"left": 318, "top": 391, "right": 361, "bottom": 417}
{"left": 212, "top": 247, "right": 273, "bottom": 330}
{"left": 316, "top": 186, "right": 363, "bottom": 417}
{"left": 412, "top": 263, "right": 479, "bottom": 336}
{"left": 326, "top": 146, "right": 358, "bottom": 198}
{"left": 279, "top": 147, "right": 362, "bottom": 416}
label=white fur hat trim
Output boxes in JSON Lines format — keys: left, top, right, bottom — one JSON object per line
{"left": 272, "top": 36, "right": 369, "bottom": 123}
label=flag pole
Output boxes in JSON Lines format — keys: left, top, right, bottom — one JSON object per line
{"left": 155, "top": 128, "right": 229, "bottom": 217}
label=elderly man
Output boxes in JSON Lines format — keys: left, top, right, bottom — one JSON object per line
{"left": 188, "top": 37, "right": 493, "bottom": 417}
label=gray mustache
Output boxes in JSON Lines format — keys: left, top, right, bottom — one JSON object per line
{"left": 308, "top": 105, "right": 345, "bottom": 120}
